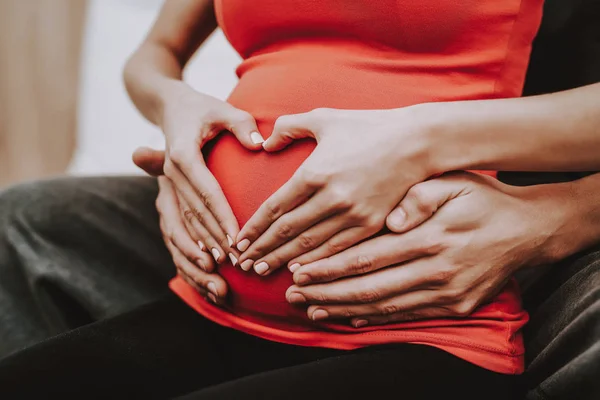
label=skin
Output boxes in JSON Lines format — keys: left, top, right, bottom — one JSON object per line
{"left": 127, "top": 0, "right": 600, "bottom": 321}
{"left": 236, "top": 84, "right": 600, "bottom": 276}
{"left": 125, "top": 0, "right": 265, "bottom": 299}
{"left": 285, "top": 172, "right": 600, "bottom": 325}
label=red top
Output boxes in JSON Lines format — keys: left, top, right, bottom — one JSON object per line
{"left": 170, "top": 0, "right": 544, "bottom": 374}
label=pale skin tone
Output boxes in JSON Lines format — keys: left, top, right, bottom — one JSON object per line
{"left": 126, "top": 0, "right": 600, "bottom": 323}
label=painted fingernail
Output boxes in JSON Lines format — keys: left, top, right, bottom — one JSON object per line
{"left": 289, "top": 263, "right": 301, "bottom": 273}
{"left": 250, "top": 131, "right": 265, "bottom": 144}
{"left": 236, "top": 238, "right": 250, "bottom": 252}
{"left": 196, "top": 259, "right": 207, "bottom": 272}
{"left": 227, "top": 235, "right": 234, "bottom": 247}
{"left": 254, "top": 261, "right": 269, "bottom": 275}
{"left": 228, "top": 253, "right": 238, "bottom": 266}
{"left": 287, "top": 293, "right": 306, "bottom": 304}
{"left": 207, "top": 293, "right": 217, "bottom": 303}
{"left": 354, "top": 319, "right": 368, "bottom": 328}
{"left": 211, "top": 248, "right": 221, "bottom": 262}
{"left": 312, "top": 309, "right": 329, "bottom": 321}
{"left": 240, "top": 259, "right": 254, "bottom": 271}
{"left": 198, "top": 241, "right": 205, "bottom": 251}
{"left": 207, "top": 282, "right": 219, "bottom": 296}
{"left": 295, "top": 274, "right": 310, "bottom": 286}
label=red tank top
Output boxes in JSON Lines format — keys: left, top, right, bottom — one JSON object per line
{"left": 170, "top": 0, "right": 544, "bottom": 374}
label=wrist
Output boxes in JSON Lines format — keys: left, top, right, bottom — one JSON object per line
{"left": 518, "top": 180, "right": 597, "bottom": 265}
{"left": 394, "top": 103, "right": 448, "bottom": 178}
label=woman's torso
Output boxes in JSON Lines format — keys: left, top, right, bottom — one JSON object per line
{"left": 171, "top": 0, "right": 543, "bottom": 374}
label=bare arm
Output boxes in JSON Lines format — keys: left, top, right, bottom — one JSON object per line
{"left": 426, "top": 83, "right": 600, "bottom": 173}
{"left": 123, "top": 0, "right": 217, "bottom": 125}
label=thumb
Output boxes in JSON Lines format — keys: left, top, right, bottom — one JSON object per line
{"left": 386, "top": 176, "right": 466, "bottom": 233}
{"left": 262, "top": 113, "right": 316, "bottom": 152}
{"left": 225, "top": 109, "right": 265, "bottom": 151}
{"left": 132, "top": 147, "right": 166, "bottom": 176}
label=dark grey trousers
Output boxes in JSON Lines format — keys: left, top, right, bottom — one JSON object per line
{"left": 0, "top": 176, "right": 598, "bottom": 400}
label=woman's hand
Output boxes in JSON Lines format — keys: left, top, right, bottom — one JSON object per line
{"left": 156, "top": 176, "right": 228, "bottom": 304}
{"left": 284, "top": 172, "right": 575, "bottom": 326}
{"left": 155, "top": 82, "right": 265, "bottom": 265}
{"left": 235, "top": 106, "right": 434, "bottom": 275}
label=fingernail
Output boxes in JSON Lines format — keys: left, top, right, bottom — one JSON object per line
{"left": 295, "top": 274, "right": 310, "bottom": 285}
{"left": 227, "top": 235, "right": 234, "bottom": 247}
{"left": 289, "top": 263, "right": 301, "bottom": 273}
{"left": 198, "top": 241, "right": 205, "bottom": 251}
{"left": 287, "top": 292, "right": 306, "bottom": 304}
{"left": 354, "top": 319, "right": 368, "bottom": 328}
{"left": 211, "top": 248, "right": 221, "bottom": 262}
{"left": 250, "top": 131, "right": 265, "bottom": 144}
{"left": 388, "top": 208, "right": 406, "bottom": 229}
{"left": 240, "top": 259, "right": 254, "bottom": 271}
{"left": 254, "top": 261, "right": 269, "bottom": 275}
{"left": 312, "top": 309, "right": 329, "bottom": 321}
{"left": 196, "top": 259, "right": 207, "bottom": 272}
{"left": 236, "top": 238, "right": 250, "bottom": 252}
{"left": 207, "top": 282, "right": 219, "bottom": 296}
{"left": 228, "top": 253, "right": 238, "bottom": 266}
{"left": 207, "top": 293, "right": 217, "bottom": 303}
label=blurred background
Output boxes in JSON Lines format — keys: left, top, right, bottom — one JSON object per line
{"left": 0, "top": 0, "right": 241, "bottom": 187}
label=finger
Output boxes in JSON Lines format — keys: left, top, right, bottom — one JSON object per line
{"left": 291, "top": 229, "right": 432, "bottom": 285}
{"left": 287, "top": 226, "right": 378, "bottom": 275}
{"left": 305, "top": 290, "right": 441, "bottom": 322}
{"left": 181, "top": 158, "right": 241, "bottom": 244}
{"left": 157, "top": 178, "right": 212, "bottom": 271}
{"left": 220, "top": 107, "right": 265, "bottom": 150}
{"left": 386, "top": 175, "right": 466, "bottom": 233}
{"left": 177, "top": 191, "right": 233, "bottom": 267}
{"left": 238, "top": 191, "right": 352, "bottom": 270}
{"left": 286, "top": 258, "right": 438, "bottom": 305}
{"left": 179, "top": 199, "right": 219, "bottom": 273}
{"left": 235, "top": 172, "right": 318, "bottom": 251}
{"left": 133, "top": 147, "right": 166, "bottom": 176}
{"left": 166, "top": 163, "right": 230, "bottom": 263}
{"left": 166, "top": 240, "right": 228, "bottom": 303}
{"left": 350, "top": 307, "right": 454, "bottom": 327}
{"left": 262, "top": 112, "right": 317, "bottom": 152}
{"left": 247, "top": 214, "right": 355, "bottom": 275}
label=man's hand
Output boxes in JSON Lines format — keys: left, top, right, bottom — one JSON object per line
{"left": 235, "top": 106, "right": 434, "bottom": 275}
{"left": 284, "top": 172, "right": 573, "bottom": 326}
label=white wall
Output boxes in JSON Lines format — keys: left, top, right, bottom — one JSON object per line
{"left": 69, "top": 0, "right": 241, "bottom": 175}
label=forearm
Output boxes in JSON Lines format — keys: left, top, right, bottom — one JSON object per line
{"left": 123, "top": 0, "right": 217, "bottom": 126}
{"left": 424, "top": 83, "right": 600, "bottom": 173}
{"left": 530, "top": 172, "right": 600, "bottom": 263}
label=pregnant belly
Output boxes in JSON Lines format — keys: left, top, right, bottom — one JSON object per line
{"left": 204, "top": 130, "right": 317, "bottom": 329}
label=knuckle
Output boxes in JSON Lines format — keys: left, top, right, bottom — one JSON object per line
{"left": 328, "top": 187, "right": 353, "bottom": 210}
{"left": 379, "top": 303, "right": 399, "bottom": 316}
{"left": 274, "top": 114, "right": 293, "bottom": 131}
{"left": 340, "top": 308, "right": 358, "bottom": 318}
{"left": 198, "top": 191, "right": 214, "bottom": 209}
{"left": 298, "top": 168, "right": 327, "bottom": 188}
{"left": 430, "top": 264, "right": 457, "bottom": 285}
{"left": 356, "top": 289, "right": 380, "bottom": 303}
{"left": 168, "top": 146, "right": 190, "bottom": 166}
{"left": 276, "top": 221, "right": 294, "bottom": 239}
{"left": 163, "top": 159, "right": 176, "bottom": 177}
{"left": 451, "top": 301, "right": 477, "bottom": 317}
{"left": 231, "top": 109, "right": 253, "bottom": 125}
{"left": 297, "top": 233, "right": 316, "bottom": 250}
{"left": 350, "top": 255, "right": 374, "bottom": 275}
{"left": 265, "top": 201, "right": 281, "bottom": 221}
{"left": 183, "top": 209, "right": 195, "bottom": 223}
{"left": 326, "top": 239, "right": 345, "bottom": 255}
